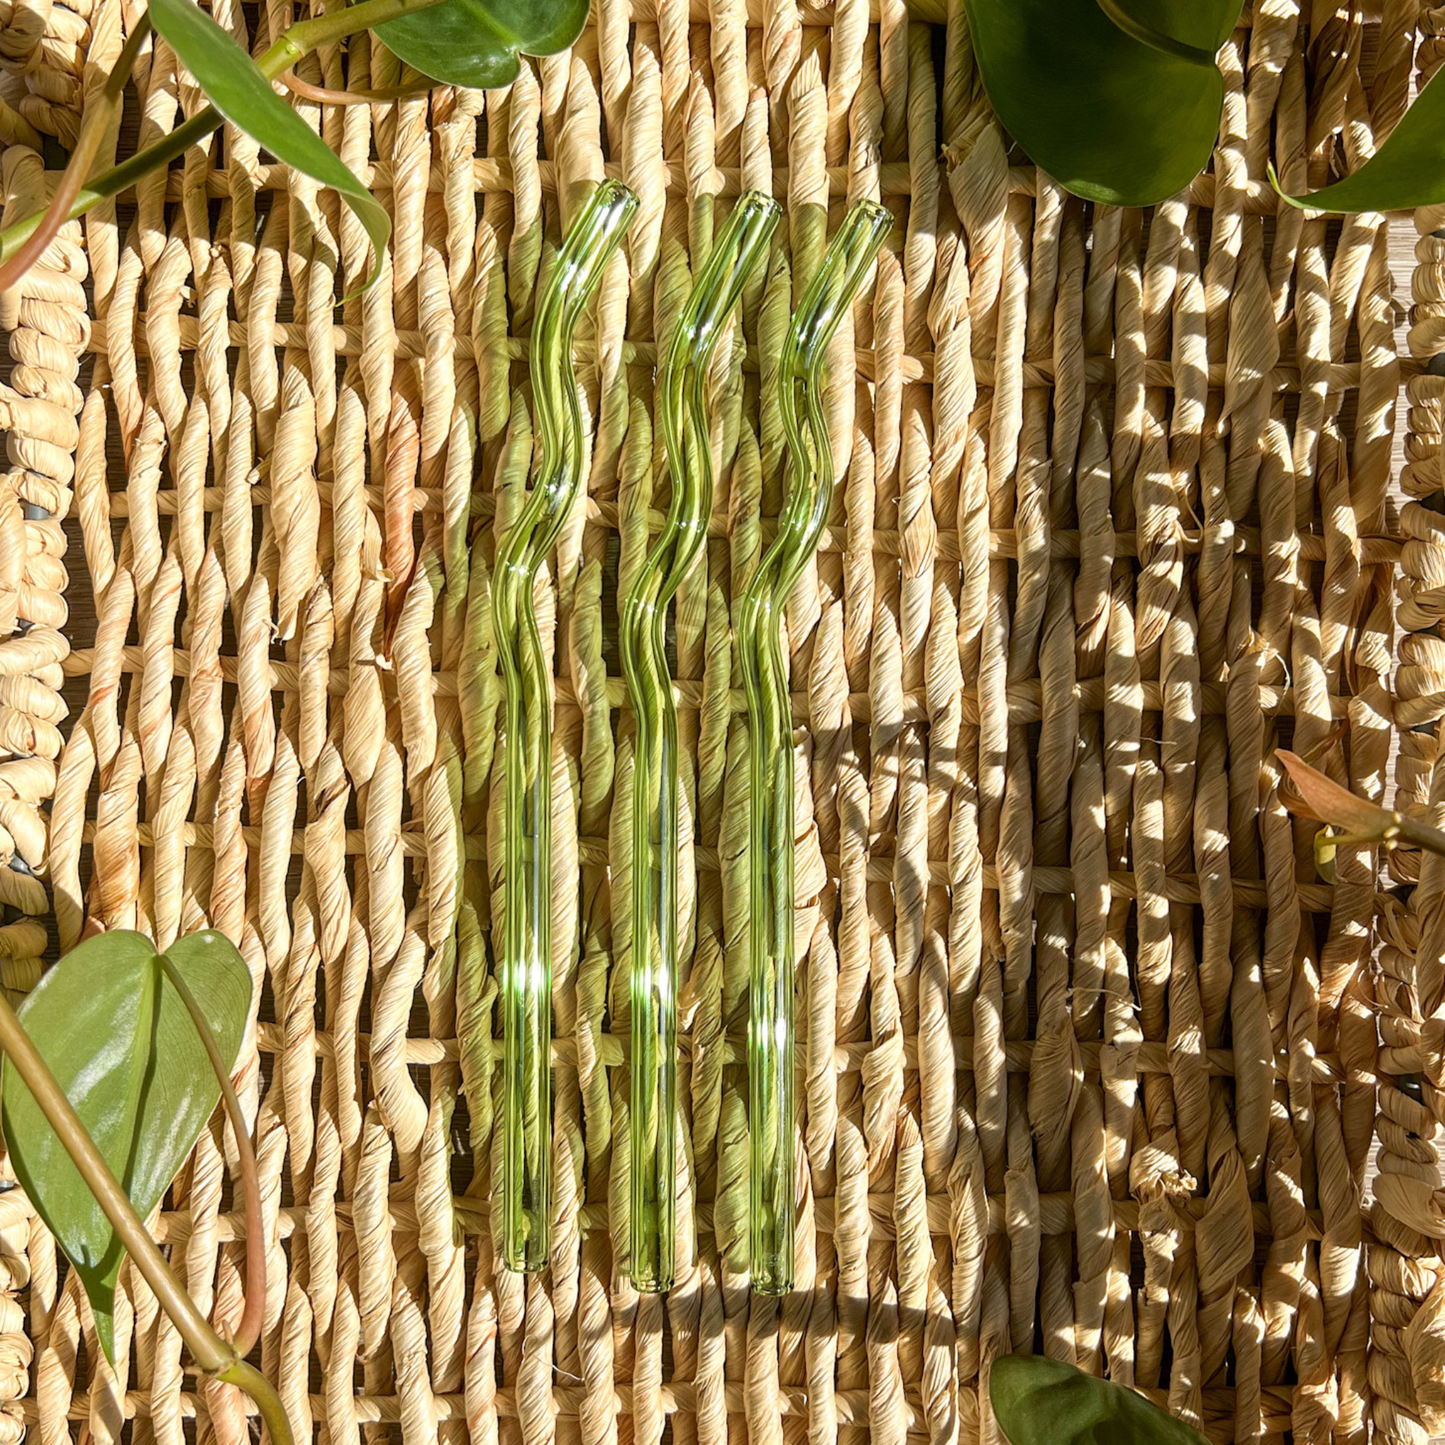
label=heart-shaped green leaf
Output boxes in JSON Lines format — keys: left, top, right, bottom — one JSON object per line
{"left": 147, "top": 0, "right": 390, "bottom": 290}
{"left": 1273, "top": 63, "right": 1445, "bottom": 212}
{"left": 991, "top": 1357, "right": 1211, "bottom": 1445}
{"left": 962, "top": 0, "right": 1246, "bottom": 207}
{"left": 376, "top": 0, "right": 588, "bottom": 91}
{"left": 1, "top": 930, "right": 251, "bottom": 1364}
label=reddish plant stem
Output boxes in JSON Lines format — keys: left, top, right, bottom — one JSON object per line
{"left": 157, "top": 956, "right": 266, "bottom": 1357}
{"left": 282, "top": 71, "right": 436, "bottom": 103}
{"left": 0, "top": 15, "right": 151, "bottom": 293}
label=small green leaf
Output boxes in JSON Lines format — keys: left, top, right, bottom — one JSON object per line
{"left": 962, "top": 0, "right": 1246, "bottom": 207}
{"left": 1273, "top": 64, "right": 1445, "bottom": 212}
{"left": 991, "top": 1356, "right": 1211, "bottom": 1445}
{"left": 1, "top": 930, "right": 251, "bottom": 1364}
{"left": 147, "top": 0, "right": 390, "bottom": 290}
{"left": 376, "top": 0, "right": 588, "bottom": 91}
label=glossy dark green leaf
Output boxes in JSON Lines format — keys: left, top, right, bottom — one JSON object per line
{"left": 991, "top": 1356, "right": 1211, "bottom": 1445}
{"left": 962, "top": 0, "right": 1246, "bottom": 207}
{"left": 1, "top": 930, "right": 251, "bottom": 1364}
{"left": 1095, "top": 0, "right": 1237, "bottom": 61}
{"left": 147, "top": 0, "right": 390, "bottom": 289}
{"left": 1274, "top": 63, "right": 1445, "bottom": 212}
{"left": 376, "top": 0, "right": 588, "bottom": 91}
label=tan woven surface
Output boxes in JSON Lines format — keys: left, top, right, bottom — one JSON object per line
{"left": 0, "top": 0, "right": 1443, "bottom": 1442}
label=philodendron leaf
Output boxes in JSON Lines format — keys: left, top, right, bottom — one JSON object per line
{"left": 1273, "top": 63, "right": 1445, "bottom": 212}
{"left": 991, "top": 1356, "right": 1211, "bottom": 1445}
{"left": 1094, "top": 0, "right": 1237, "bottom": 61}
{"left": 147, "top": 0, "right": 390, "bottom": 290}
{"left": 376, "top": 0, "right": 588, "bottom": 91}
{"left": 962, "top": 0, "right": 1246, "bottom": 207}
{"left": 0, "top": 929, "right": 251, "bottom": 1365}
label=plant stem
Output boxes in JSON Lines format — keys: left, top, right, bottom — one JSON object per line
{"left": 219, "top": 1358, "right": 292, "bottom": 1444}
{"left": 0, "top": 0, "right": 448, "bottom": 266}
{"left": 1278, "top": 747, "right": 1445, "bottom": 857}
{"left": 0, "top": 13, "right": 151, "bottom": 291}
{"left": 158, "top": 957, "right": 265, "bottom": 1358}
{"left": 282, "top": 72, "right": 436, "bottom": 104}
{"left": 256, "top": 0, "right": 445, "bottom": 72}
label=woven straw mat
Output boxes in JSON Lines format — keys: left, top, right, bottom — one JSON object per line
{"left": 0, "top": 1, "right": 1442, "bottom": 1444}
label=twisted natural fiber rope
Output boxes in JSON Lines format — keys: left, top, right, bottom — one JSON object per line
{"left": 0, "top": 0, "right": 1437, "bottom": 1441}
{"left": 0, "top": 0, "right": 94, "bottom": 1416}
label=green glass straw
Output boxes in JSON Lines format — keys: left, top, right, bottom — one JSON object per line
{"left": 737, "top": 200, "right": 891, "bottom": 1295}
{"left": 494, "top": 179, "right": 639, "bottom": 1274}
{"left": 621, "top": 192, "right": 781, "bottom": 1292}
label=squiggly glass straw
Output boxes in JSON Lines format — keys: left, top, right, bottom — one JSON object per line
{"left": 738, "top": 200, "right": 891, "bottom": 1295}
{"left": 494, "top": 180, "right": 640, "bottom": 1274}
{"left": 621, "top": 192, "right": 782, "bottom": 1293}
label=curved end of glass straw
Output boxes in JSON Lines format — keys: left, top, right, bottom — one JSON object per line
{"left": 666, "top": 190, "right": 781, "bottom": 389}
{"left": 530, "top": 180, "right": 641, "bottom": 406}
{"left": 730, "top": 190, "right": 784, "bottom": 266}
{"left": 624, "top": 190, "right": 778, "bottom": 1296}
{"left": 791, "top": 199, "right": 893, "bottom": 374}
{"left": 501, "top": 179, "right": 639, "bottom": 1279}
{"left": 734, "top": 187, "right": 784, "bottom": 224}
{"left": 695, "top": 189, "right": 782, "bottom": 330}
{"left": 746, "top": 200, "right": 892, "bottom": 1299}
{"left": 558, "top": 179, "right": 642, "bottom": 310}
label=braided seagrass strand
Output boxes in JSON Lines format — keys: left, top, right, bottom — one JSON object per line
{"left": 0, "top": 0, "right": 1434, "bottom": 1442}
